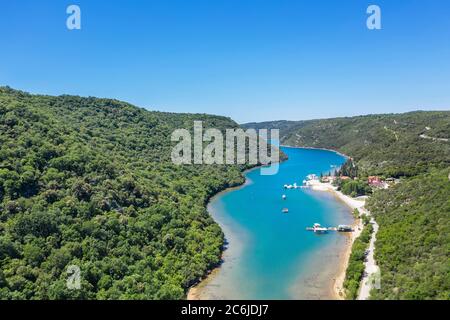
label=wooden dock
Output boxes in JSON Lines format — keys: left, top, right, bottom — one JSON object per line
{"left": 306, "top": 226, "right": 352, "bottom": 232}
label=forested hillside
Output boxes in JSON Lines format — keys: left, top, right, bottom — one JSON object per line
{"left": 367, "top": 168, "right": 450, "bottom": 299}
{"left": 244, "top": 112, "right": 450, "bottom": 177}
{"left": 0, "top": 87, "right": 250, "bottom": 299}
{"left": 244, "top": 112, "right": 450, "bottom": 300}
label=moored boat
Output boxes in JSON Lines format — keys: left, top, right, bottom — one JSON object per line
{"left": 312, "top": 223, "right": 328, "bottom": 233}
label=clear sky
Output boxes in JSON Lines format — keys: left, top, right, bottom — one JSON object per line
{"left": 1, "top": 0, "right": 449, "bottom": 123}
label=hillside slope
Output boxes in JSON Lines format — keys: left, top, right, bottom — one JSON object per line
{"left": 367, "top": 168, "right": 450, "bottom": 299}
{"left": 244, "top": 112, "right": 450, "bottom": 300}
{"left": 0, "top": 87, "right": 249, "bottom": 299}
{"left": 243, "top": 112, "right": 450, "bottom": 177}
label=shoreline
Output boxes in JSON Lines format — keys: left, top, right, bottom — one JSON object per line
{"left": 280, "top": 145, "right": 350, "bottom": 160}
{"left": 188, "top": 155, "right": 290, "bottom": 299}
{"left": 188, "top": 145, "right": 359, "bottom": 300}
{"left": 306, "top": 179, "right": 366, "bottom": 299}
{"left": 187, "top": 166, "right": 259, "bottom": 300}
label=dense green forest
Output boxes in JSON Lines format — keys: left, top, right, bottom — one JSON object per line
{"left": 343, "top": 222, "right": 373, "bottom": 300}
{"left": 244, "top": 111, "right": 450, "bottom": 177}
{"left": 0, "top": 87, "right": 255, "bottom": 299}
{"left": 244, "top": 112, "right": 450, "bottom": 300}
{"left": 367, "top": 169, "right": 450, "bottom": 299}
{"left": 1, "top": 86, "right": 448, "bottom": 300}
{"left": 331, "top": 161, "right": 372, "bottom": 197}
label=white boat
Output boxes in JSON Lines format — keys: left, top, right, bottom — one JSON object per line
{"left": 282, "top": 195, "right": 287, "bottom": 200}
{"left": 284, "top": 183, "right": 304, "bottom": 190}
{"left": 282, "top": 208, "right": 289, "bottom": 213}
{"left": 314, "top": 227, "right": 328, "bottom": 234}
{"left": 313, "top": 223, "right": 328, "bottom": 233}
{"left": 306, "top": 174, "right": 319, "bottom": 181}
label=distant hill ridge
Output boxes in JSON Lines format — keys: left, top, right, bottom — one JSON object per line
{"left": 243, "top": 111, "right": 450, "bottom": 177}
{"left": 244, "top": 111, "right": 450, "bottom": 300}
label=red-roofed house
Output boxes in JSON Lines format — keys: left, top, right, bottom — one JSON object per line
{"left": 368, "top": 176, "right": 383, "bottom": 187}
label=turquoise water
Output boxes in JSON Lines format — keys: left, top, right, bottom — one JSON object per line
{"left": 195, "top": 147, "right": 353, "bottom": 300}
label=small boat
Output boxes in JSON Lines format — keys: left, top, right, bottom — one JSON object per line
{"left": 314, "top": 227, "right": 328, "bottom": 234}
{"left": 282, "top": 195, "right": 287, "bottom": 200}
{"left": 282, "top": 208, "right": 289, "bottom": 213}
{"left": 313, "top": 223, "right": 328, "bottom": 234}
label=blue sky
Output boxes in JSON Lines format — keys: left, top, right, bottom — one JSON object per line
{"left": 1, "top": 0, "right": 449, "bottom": 123}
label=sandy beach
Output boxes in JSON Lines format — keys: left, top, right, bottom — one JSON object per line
{"left": 187, "top": 169, "right": 258, "bottom": 301}
{"left": 306, "top": 179, "right": 366, "bottom": 299}
{"left": 187, "top": 268, "right": 222, "bottom": 300}
{"left": 187, "top": 148, "right": 366, "bottom": 301}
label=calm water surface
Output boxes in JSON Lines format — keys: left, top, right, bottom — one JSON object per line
{"left": 194, "top": 147, "right": 353, "bottom": 299}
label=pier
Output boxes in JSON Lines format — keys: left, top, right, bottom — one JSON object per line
{"left": 306, "top": 224, "right": 353, "bottom": 233}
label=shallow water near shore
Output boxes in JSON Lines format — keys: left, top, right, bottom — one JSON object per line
{"left": 192, "top": 147, "right": 353, "bottom": 300}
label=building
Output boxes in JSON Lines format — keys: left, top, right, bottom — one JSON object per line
{"left": 321, "top": 176, "right": 336, "bottom": 183}
{"left": 368, "top": 176, "right": 382, "bottom": 187}
{"left": 368, "top": 176, "right": 389, "bottom": 189}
